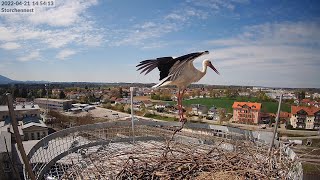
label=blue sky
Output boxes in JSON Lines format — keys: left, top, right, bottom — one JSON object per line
{"left": 0, "top": 0, "right": 319, "bottom": 88}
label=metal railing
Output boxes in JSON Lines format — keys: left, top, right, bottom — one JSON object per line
{"left": 25, "top": 119, "right": 300, "bottom": 180}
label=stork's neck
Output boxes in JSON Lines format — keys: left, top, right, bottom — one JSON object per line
{"left": 201, "top": 62, "right": 208, "bottom": 74}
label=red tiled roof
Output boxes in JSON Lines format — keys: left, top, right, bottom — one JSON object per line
{"left": 280, "top": 111, "right": 291, "bottom": 118}
{"left": 110, "top": 97, "right": 117, "bottom": 101}
{"left": 142, "top": 100, "right": 153, "bottom": 104}
{"left": 157, "top": 102, "right": 166, "bottom": 106}
{"left": 291, "top": 106, "right": 320, "bottom": 115}
{"left": 267, "top": 111, "right": 290, "bottom": 118}
{"left": 232, "top": 102, "right": 261, "bottom": 111}
{"left": 301, "top": 99, "right": 311, "bottom": 103}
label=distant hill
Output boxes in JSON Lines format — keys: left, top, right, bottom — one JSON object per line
{"left": 0, "top": 75, "right": 15, "bottom": 84}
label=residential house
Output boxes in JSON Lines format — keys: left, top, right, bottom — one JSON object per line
{"left": 301, "top": 99, "right": 319, "bottom": 108}
{"left": 290, "top": 106, "right": 320, "bottom": 129}
{"left": 110, "top": 97, "right": 117, "bottom": 103}
{"left": 279, "top": 111, "right": 291, "bottom": 124}
{"left": 207, "top": 106, "right": 219, "bottom": 120}
{"left": 114, "top": 98, "right": 131, "bottom": 105}
{"left": 51, "top": 88, "right": 62, "bottom": 98}
{"left": 15, "top": 97, "right": 27, "bottom": 103}
{"left": 21, "top": 117, "right": 49, "bottom": 140}
{"left": 171, "top": 95, "right": 178, "bottom": 102}
{"left": 142, "top": 100, "right": 153, "bottom": 108}
{"left": 301, "top": 99, "right": 311, "bottom": 105}
{"left": 261, "top": 111, "right": 291, "bottom": 125}
{"left": 239, "top": 92, "right": 250, "bottom": 96}
{"left": 155, "top": 102, "right": 166, "bottom": 112}
{"left": 190, "top": 104, "right": 208, "bottom": 116}
{"left": 313, "top": 93, "right": 320, "bottom": 99}
{"left": 232, "top": 102, "right": 262, "bottom": 124}
{"left": 260, "top": 112, "right": 272, "bottom": 124}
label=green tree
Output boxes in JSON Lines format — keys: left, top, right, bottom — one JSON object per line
{"left": 297, "top": 91, "right": 305, "bottom": 103}
{"left": 119, "top": 87, "right": 123, "bottom": 98}
{"left": 111, "top": 88, "right": 121, "bottom": 98}
{"left": 59, "top": 90, "right": 66, "bottom": 99}
{"left": 21, "top": 88, "right": 28, "bottom": 98}
{"left": 116, "top": 104, "right": 125, "bottom": 112}
{"left": 126, "top": 108, "right": 131, "bottom": 114}
{"left": 103, "top": 102, "right": 112, "bottom": 109}
{"left": 41, "top": 87, "right": 47, "bottom": 97}
{"left": 14, "top": 87, "right": 20, "bottom": 98}
{"left": 160, "top": 94, "right": 171, "bottom": 101}
{"left": 151, "top": 93, "right": 160, "bottom": 100}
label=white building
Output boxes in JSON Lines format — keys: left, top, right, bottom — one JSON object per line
{"left": 34, "top": 98, "right": 72, "bottom": 111}
{"left": 0, "top": 104, "right": 48, "bottom": 141}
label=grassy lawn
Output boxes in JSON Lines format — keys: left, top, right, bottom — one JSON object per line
{"left": 171, "top": 97, "right": 291, "bottom": 113}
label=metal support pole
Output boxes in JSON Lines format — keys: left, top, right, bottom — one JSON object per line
{"left": 268, "top": 94, "right": 282, "bottom": 155}
{"left": 130, "top": 87, "right": 135, "bottom": 143}
{"left": 6, "top": 93, "right": 36, "bottom": 180}
{"left": 45, "top": 84, "right": 49, "bottom": 114}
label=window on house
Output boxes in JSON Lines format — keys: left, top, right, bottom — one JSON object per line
{"left": 31, "top": 133, "right": 35, "bottom": 140}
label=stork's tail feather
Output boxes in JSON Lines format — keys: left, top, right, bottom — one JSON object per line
{"left": 152, "top": 75, "right": 172, "bottom": 88}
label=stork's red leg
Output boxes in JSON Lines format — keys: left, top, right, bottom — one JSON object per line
{"left": 177, "top": 90, "right": 182, "bottom": 120}
{"left": 180, "top": 89, "right": 187, "bottom": 122}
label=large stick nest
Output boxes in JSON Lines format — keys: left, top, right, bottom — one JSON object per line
{"left": 62, "top": 139, "right": 293, "bottom": 180}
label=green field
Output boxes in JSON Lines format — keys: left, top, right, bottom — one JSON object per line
{"left": 172, "top": 97, "right": 291, "bottom": 113}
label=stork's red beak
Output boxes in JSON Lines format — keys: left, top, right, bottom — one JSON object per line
{"left": 208, "top": 63, "right": 220, "bottom": 75}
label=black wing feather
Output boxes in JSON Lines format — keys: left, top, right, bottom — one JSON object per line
{"left": 136, "top": 57, "right": 175, "bottom": 80}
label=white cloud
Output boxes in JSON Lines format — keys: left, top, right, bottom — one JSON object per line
{"left": 0, "top": 0, "right": 103, "bottom": 61}
{"left": 187, "top": 0, "right": 249, "bottom": 11}
{"left": 165, "top": 13, "right": 187, "bottom": 21}
{"left": 203, "top": 21, "right": 320, "bottom": 87}
{"left": 140, "top": 22, "right": 157, "bottom": 29}
{"left": 112, "top": 6, "right": 208, "bottom": 48}
{"left": 0, "top": 27, "right": 17, "bottom": 41}
{"left": 241, "top": 22, "right": 320, "bottom": 45}
{"left": 0, "top": 42, "right": 21, "bottom": 50}
{"left": 56, "top": 49, "right": 76, "bottom": 59}
{"left": 112, "top": 22, "right": 178, "bottom": 47}
{"left": 18, "top": 51, "right": 40, "bottom": 62}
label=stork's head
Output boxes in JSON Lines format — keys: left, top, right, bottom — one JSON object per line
{"left": 204, "top": 59, "right": 220, "bottom": 75}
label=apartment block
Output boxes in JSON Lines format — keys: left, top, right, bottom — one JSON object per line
{"left": 290, "top": 106, "right": 320, "bottom": 129}
{"left": 232, "top": 102, "right": 262, "bottom": 124}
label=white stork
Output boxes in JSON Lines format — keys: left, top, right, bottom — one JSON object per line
{"left": 136, "top": 51, "right": 219, "bottom": 122}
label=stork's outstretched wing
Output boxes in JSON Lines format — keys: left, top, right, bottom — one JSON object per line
{"left": 136, "top": 51, "right": 209, "bottom": 81}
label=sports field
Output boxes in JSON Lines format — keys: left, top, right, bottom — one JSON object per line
{"left": 181, "top": 97, "right": 291, "bottom": 113}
